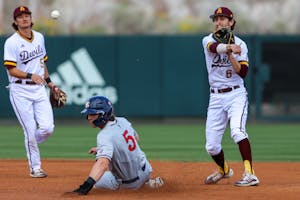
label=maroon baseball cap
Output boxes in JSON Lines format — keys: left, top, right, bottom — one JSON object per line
{"left": 13, "top": 6, "right": 31, "bottom": 19}
{"left": 210, "top": 7, "right": 234, "bottom": 20}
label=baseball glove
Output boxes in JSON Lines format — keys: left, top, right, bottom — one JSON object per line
{"left": 212, "top": 27, "right": 235, "bottom": 44}
{"left": 50, "top": 86, "right": 67, "bottom": 108}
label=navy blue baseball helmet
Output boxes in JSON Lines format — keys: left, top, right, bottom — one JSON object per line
{"left": 81, "top": 96, "right": 113, "bottom": 127}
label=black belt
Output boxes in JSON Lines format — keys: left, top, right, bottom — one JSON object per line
{"left": 122, "top": 176, "right": 139, "bottom": 184}
{"left": 121, "top": 163, "right": 146, "bottom": 184}
{"left": 15, "top": 80, "right": 36, "bottom": 85}
{"left": 211, "top": 85, "right": 240, "bottom": 94}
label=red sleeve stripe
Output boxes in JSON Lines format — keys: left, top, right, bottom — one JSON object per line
{"left": 4, "top": 60, "right": 17, "bottom": 67}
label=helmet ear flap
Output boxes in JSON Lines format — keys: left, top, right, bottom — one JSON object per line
{"left": 92, "top": 118, "right": 104, "bottom": 127}
{"left": 92, "top": 111, "right": 109, "bottom": 127}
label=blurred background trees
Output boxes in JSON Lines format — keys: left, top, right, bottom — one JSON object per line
{"left": 1, "top": 0, "right": 300, "bottom": 35}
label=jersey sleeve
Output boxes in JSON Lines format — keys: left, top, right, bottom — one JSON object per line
{"left": 3, "top": 38, "right": 17, "bottom": 67}
{"left": 41, "top": 33, "right": 48, "bottom": 62}
{"left": 202, "top": 35, "right": 215, "bottom": 52}
{"left": 236, "top": 40, "right": 249, "bottom": 64}
{"left": 95, "top": 133, "right": 113, "bottom": 160}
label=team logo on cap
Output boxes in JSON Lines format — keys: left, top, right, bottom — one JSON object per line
{"left": 85, "top": 101, "right": 90, "bottom": 109}
{"left": 20, "top": 6, "right": 26, "bottom": 12}
{"left": 216, "top": 8, "right": 222, "bottom": 14}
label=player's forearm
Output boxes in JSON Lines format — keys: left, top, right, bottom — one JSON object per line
{"left": 89, "top": 158, "right": 110, "bottom": 181}
{"left": 227, "top": 53, "right": 241, "bottom": 73}
{"left": 43, "top": 65, "right": 54, "bottom": 87}
{"left": 72, "top": 158, "right": 109, "bottom": 195}
{"left": 7, "top": 67, "right": 31, "bottom": 79}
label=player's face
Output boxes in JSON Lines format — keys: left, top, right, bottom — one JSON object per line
{"left": 213, "top": 16, "right": 233, "bottom": 30}
{"left": 15, "top": 13, "right": 32, "bottom": 30}
{"left": 87, "top": 114, "right": 99, "bottom": 128}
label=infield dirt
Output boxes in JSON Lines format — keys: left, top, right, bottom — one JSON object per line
{"left": 0, "top": 160, "right": 299, "bottom": 200}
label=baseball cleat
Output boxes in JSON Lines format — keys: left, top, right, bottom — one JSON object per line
{"left": 234, "top": 172, "right": 259, "bottom": 187}
{"left": 30, "top": 169, "right": 47, "bottom": 178}
{"left": 145, "top": 177, "right": 164, "bottom": 188}
{"left": 204, "top": 168, "right": 233, "bottom": 184}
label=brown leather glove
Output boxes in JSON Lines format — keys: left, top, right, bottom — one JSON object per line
{"left": 50, "top": 86, "right": 67, "bottom": 108}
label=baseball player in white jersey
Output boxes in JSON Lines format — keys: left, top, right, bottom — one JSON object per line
{"left": 202, "top": 7, "right": 259, "bottom": 187}
{"left": 70, "top": 96, "right": 163, "bottom": 195}
{"left": 3, "top": 6, "right": 61, "bottom": 178}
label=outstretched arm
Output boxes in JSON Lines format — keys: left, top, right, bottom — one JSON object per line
{"left": 72, "top": 157, "right": 110, "bottom": 195}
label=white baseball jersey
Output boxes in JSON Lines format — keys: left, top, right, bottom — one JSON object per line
{"left": 202, "top": 33, "right": 250, "bottom": 156}
{"left": 3, "top": 30, "right": 54, "bottom": 173}
{"left": 94, "top": 117, "right": 152, "bottom": 190}
{"left": 202, "top": 33, "right": 248, "bottom": 89}
{"left": 4, "top": 30, "right": 48, "bottom": 82}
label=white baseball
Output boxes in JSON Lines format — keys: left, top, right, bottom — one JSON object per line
{"left": 50, "top": 10, "right": 60, "bottom": 19}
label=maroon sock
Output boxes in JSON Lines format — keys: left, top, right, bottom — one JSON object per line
{"left": 238, "top": 138, "right": 252, "bottom": 164}
{"left": 211, "top": 150, "right": 225, "bottom": 170}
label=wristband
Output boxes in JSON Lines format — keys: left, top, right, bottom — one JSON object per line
{"left": 73, "top": 177, "right": 96, "bottom": 195}
{"left": 216, "top": 44, "right": 229, "bottom": 54}
{"left": 45, "top": 77, "right": 52, "bottom": 84}
{"left": 26, "top": 73, "right": 32, "bottom": 79}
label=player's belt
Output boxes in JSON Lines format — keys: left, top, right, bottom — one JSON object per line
{"left": 211, "top": 85, "right": 240, "bottom": 93}
{"left": 14, "top": 80, "right": 36, "bottom": 85}
{"left": 121, "top": 163, "right": 146, "bottom": 184}
{"left": 122, "top": 176, "right": 140, "bottom": 184}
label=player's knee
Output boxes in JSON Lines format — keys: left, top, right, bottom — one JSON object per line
{"left": 231, "top": 128, "right": 248, "bottom": 143}
{"left": 40, "top": 124, "right": 54, "bottom": 136}
{"left": 205, "top": 143, "right": 221, "bottom": 156}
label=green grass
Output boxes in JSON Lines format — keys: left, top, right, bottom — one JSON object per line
{"left": 0, "top": 122, "right": 299, "bottom": 161}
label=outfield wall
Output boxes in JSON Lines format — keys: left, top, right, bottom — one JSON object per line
{"left": 0, "top": 35, "right": 299, "bottom": 119}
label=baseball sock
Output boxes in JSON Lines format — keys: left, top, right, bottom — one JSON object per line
{"left": 211, "top": 150, "right": 229, "bottom": 174}
{"left": 238, "top": 138, "right": 254, "bottom": 174}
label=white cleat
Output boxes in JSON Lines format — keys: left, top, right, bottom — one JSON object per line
{"left": 235, "top": 172, "right": 259, "bottom": 187}
{"left": 30, "top": 169, "right": 47, "bottom": 178}
{"left": 204, "top": 168, "right": 233, "bottom": 184}
{"left": 146, "top": 177, "right": 164, "bottom": 188}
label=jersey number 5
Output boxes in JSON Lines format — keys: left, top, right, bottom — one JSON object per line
{"left": 122, "top": 130, "right": 136, "bottom": 151}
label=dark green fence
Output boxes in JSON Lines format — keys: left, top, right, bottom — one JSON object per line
{"left": 0, "top": 35, "right": 299, "bottom": 120}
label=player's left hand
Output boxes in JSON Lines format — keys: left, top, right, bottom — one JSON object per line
{"left": 213, "top": 27, "right": 235, "bottom": 44}
{"left": 72, "top": 187, "right": 88, "bottom": 195}
{"left": 49, "top": 86, "right": 67, "bottom": 108}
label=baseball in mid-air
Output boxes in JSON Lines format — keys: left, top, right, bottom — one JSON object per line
{"left": 50, "top": 10, "right": 60, "bottom": 19}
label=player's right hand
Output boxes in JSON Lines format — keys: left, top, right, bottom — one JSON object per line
{"left": 88, "top": 147, "right": 97, "bottom": 155}
{"left": 31, "top": 74, "right": 45, "bottom": 85}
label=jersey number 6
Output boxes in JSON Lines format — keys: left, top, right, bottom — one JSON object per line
{"left": 122, "top": 130, "right": 136, "bottom": 151}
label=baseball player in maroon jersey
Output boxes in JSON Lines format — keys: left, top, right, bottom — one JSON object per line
{"left": 3, "top": 6, "right": 62, "bottom": 178}
{"left": 202, "top": 7, "right": 259, "bottom": 186}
